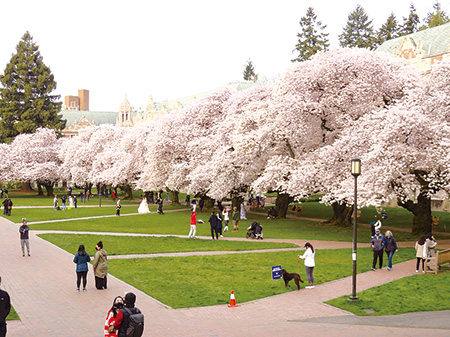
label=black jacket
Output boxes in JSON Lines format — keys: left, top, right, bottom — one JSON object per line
{"left": 0, "top": 289, "right": 11, "bottom": 324}
{"left": 208, "top": 214, "right": 218, "bottom": 228}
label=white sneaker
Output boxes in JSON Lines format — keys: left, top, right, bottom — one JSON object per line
{"left": 305, "top": 286, "right": 311, "bottom": 289}
{"left": 310, "top": 285, "right": 315, "bottom": 288}
{"left": 220, "top": 235, "right": 223, "bottom": 238}
{"left": 416, "top": 270, "right": 419, "bottom": 273}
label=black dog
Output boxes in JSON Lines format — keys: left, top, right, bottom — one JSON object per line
{"left": 282, "top": 269, "right": 304, "bottom": 290}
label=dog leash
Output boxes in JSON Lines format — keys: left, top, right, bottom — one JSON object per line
{"left": 297, "top": 257, "right": 300, "bottom": 275}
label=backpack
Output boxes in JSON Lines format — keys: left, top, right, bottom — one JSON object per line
{"left": 123, "top": 307, "right": 144, "bottom": 337}
{"left": 373, "top": 236, "right": 384, "bottom": 251}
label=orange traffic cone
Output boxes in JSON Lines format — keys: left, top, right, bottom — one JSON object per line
{"left": 228, "top": 290, "right": 239, "bottom": 307}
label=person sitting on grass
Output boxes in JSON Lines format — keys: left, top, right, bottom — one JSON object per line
{"left": 267, "top": 207, "right": 277, "bottom": 219}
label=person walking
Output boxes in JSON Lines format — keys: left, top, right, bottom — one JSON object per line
{"left": 53, "top": 195, "right": 58, "bottom": 210}
{"left": 116, "top": 199, "right": 121, "bottom": 216}
{"left": 188, "top": 209, "right": 197, "bottom": 238}
{"left": 222, "top": 208, "right": 230, "bottom": 232}
{"left": 232, "top": 207, "right": 240, "bottom": 232}
{"left": 415, "top": 235, "right": 426, "bottom": 273}
{"left": 208, "top": 211, "right": 219, "bottom": 240}
{"left": 0, "top": 276, "right": 11, "bottom": 337}
{"left": 5, "top": 199, "right": 12, "bottom": 216}
{"left": 198, "top": 198, "right": 204, "bottom": 212}
{"left": 74, "top": 195, "right": 78, "bottom": 208}
{"left": 156, "top": 198, "right": 164, "bottom": 215}
{"left": 93, "top": 241, "right": 108, "bottom": 289}
{"left": 73, "top": 245, "right": 91, "bottom": 292}
{"left": 240, "top": 202, "right": 247, "bottom": 220}
{"left": 371, "top": 228, "right": 385, "bottom": 270}
{"left": 19, "top": 218, "right": 30, "bottom": 257}
{"left": 299, "top": 242, "right": 315, "bottom": 289}
{"left": 216, "top": 212, "right": 223, "bottom": 238}
{"left": 111, "top": 292, "right": 144, "bottom": 337}
{"left": 1, "top": 198, "right": 7, "bottom": 216}
{"left": 384, "top": 230, "right": 398, "bottom": 271}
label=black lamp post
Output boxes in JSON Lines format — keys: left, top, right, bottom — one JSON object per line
{"left": 98, "top": 179, "right": 102, "bottom": 208}
{"left": 349, "top": 158, "right": 361, "bottom": 301}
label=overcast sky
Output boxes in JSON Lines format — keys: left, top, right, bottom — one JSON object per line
{"left": 0, "top": 0, "right": 448, "bottom": 112}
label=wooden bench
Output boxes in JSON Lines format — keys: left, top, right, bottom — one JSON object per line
{"left": 424, "top": 248, "right": 450, "bottom": 275}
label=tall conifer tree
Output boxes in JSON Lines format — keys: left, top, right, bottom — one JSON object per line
{"left": 401, "top": 3, "right": 420, "bottom": 35}
{"left": 243, "top": 59, "right": 258, "bottom": 82}
{"left": 291, "top": 7, "right": 329, "bottom": 62}
{"left": 422, "top": 1, "right": 450, "bottom": 29}
{"left": 338, "top": 5, "right": 375, "bottom": 49}
{"left": 0, "top": 31, "right": 65, "bottom": 143}
{"left": 376, "top": 13, "right": 400, "bottom": 46}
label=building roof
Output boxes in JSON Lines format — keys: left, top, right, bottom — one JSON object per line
{"left": 377, "top": 22, "right": 450, "bottom": 57}
{"left": 59, "top": 110, "right": 117, "bottom": 126}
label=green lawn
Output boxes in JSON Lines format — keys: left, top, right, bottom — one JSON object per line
{"left": 105, "top": 247, "right": 415, "bottom": 309}
{"left": 288, "top": 202, "right": 450, "bottom": 232}
{"left": 326, "top": 271, "right": 450, "bottom": 316}
{"left": 27, "top": 210, "right": 427, "bottom": 242}
{"left": 5, "top": 204, "right": 188, "bottom": 224}
{"left": 6, "top": 306, "right": 19, "bottom": 320}
{"left": 37, "top": 233, "right": 298, "bottom": 255}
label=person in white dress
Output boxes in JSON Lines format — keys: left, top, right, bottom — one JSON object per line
{"left": 68, "top": 196, "right": 74, "bottom": 208}
{"left": 138, "top": 196, "right": 150, "bottom": 213}
{"left": 240, "top": 202, "right": 247, "bottom": 220}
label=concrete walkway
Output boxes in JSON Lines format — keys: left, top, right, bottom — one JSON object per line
{"left": 1, "top": 216, "right": 449, "bottom": 336}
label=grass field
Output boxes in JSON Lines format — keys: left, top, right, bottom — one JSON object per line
{"left": 37, "top": 233, "right": 298, "bottom": 255}
{"left": 6, "top": 306, "right": 19, "bottom": 320}
{"left": 27, "top": 209, "right": 429, "bottom": 242}
{"left": 326, "top": 271, "right": 450, "bottom": 316}
{"left": 104, "top": 247, "right": 416, "bottom": 308}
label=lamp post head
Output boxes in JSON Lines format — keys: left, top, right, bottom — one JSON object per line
{"left": 351, "top": 158, "right": 361, "bottom": 177}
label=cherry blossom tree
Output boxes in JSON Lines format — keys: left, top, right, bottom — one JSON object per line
{"left": 189, "top": 85, "right": 273, "bottom": 208}
{"left": 10, "top": 128, "right": 62, "bottom": 196}
{"left": 59, "top": 125, "right": 123, "bottom": 193}
{"left": 297, "top": 103, "right": 450, "bottom": 234}
{"left": 0, "top": 143, "right": 13, "bottom": 182}
{"left": 253, "top": 47, "right": 420, "bottom": 219}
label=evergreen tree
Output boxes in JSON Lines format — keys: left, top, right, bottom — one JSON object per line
{"left": 291, "top": 7, "right": 329, "bottom": 62}
{"left": 0, "top": 31, "right": 65, "bottom": 143}
{"left": 243, "top": 59, "right": 258, "bottom": 82}
{"left": 422, "top": 1, "right": 450, "bottom": 29}
{"left": 400, "top": 3, "right": 421, "bottom": 35}
{"left": 338, "top": 5, "right": 376, "bottom": 49}
{"left": 376, "top": 13, "right": 400, "bottom": 46}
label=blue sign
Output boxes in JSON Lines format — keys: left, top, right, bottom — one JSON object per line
{"left": 272, "top": 265, "right": 282, "bottom": 280}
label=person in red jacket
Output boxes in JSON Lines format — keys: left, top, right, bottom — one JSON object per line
{"left": 104, "top": 296, "right": 123, "bottom": 337}
{"left": 188, "top": 210, "right": 197, "bottom": 238}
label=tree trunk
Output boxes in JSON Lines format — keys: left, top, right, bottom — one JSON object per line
{"left": 231, "top": 196, "right": 243, "bottom": 211}
{"left": 169, "top": 190, "right": 180, "bottom": 205}
{"left": 45, "top": 184, "right": 54, "bottom": 197}
{"left": 325, "top": 202, "right": 353, "bottom": 227}
{"left": 121, "top": 185, "right": 133, "bottom": 200}
{"left": 275, "top": 192, "right": 294, "bottom": 218}
{"left": 21, "top": 182, "right": 34, "bottom": 191}
{"left": 37, "top": 183, "right": 44, "bottom": 196}
{"left": 398, "top": 192, "right": 432, "bottom": 235}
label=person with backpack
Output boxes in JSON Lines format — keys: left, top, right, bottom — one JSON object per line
{"left": 371, "top": 228, "right": 385, "bottom": 270}
{"left": 112, "top": 292, "right": 144, "bottom": 337}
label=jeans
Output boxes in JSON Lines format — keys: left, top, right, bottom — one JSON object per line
{"left": 372, "top": 250, "right": 383, "bottom": 269}
{"left": 305, "top": 266, "right": 314, "bottom": 284}
{"left": 416, "top": 258, "right": 424, "bottom": 271}
{"left": 21, "top": 239, "right": 30, "bottom": 255}
{"left": 386, "top": 251, "right": 395, "bottom": 268}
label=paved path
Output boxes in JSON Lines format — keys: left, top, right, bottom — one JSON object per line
{"left": 1, "top": 216, "right": 449, "bottom": 336}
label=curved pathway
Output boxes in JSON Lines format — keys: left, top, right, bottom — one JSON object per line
{"left": 1, "top": 214, "right": 449, "bottom": 336}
